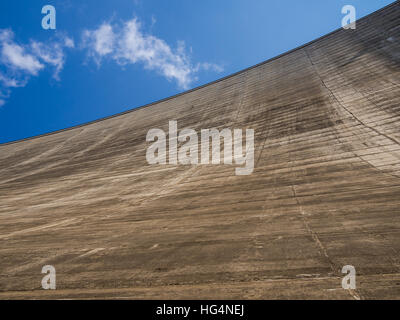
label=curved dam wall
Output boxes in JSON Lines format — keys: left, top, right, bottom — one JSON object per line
{"left": 0, "top": 2, "right": 399, "bottom": 299}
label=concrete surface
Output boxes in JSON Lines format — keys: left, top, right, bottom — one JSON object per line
{"left": 0, "top": 2, "right": 399, "bottom": 299}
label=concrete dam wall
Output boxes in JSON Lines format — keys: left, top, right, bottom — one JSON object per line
{"left": 0, "top": 2, "right": 399, "bottom": 299}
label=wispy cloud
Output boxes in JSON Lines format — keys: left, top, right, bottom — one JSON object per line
{"left": 0, "top": 30, "right": 43, "bottom": 76}
{"left": 82, "top": 23, "right": 115, "bottom": 62}
{"left": 195, "top": 62, "right": 224, "bottom": 73}
{"left": 0, "top": 29, "right": 73, "bottom": 106}
{"left": 82, "top": 17, "right": 223, "bottom": 89}
{"left": 31, "top": 36, "right": 74, "bottom": 80}
{"left": 0, "top": 15, "right": 223, "bottom": 107}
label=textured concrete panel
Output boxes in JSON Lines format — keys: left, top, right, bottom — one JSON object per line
{"left": 0, "top": 2, "right": 399, "bottom": 299}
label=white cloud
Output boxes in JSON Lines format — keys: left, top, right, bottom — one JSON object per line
{"left": 2, "top": 43, "right": 43, "bottom": 75}
{"left": 0, "top": 30, "right": 43, "bottom": 75}
{"left": 0, "top": 72, "right": 26, "bottom": 88}
{"left": 83, "top": 23, "right": 115, "bottom": 62}
{"left": 64, "top": 37, "right": 75, "bottom": 48}
{"left": 0, "top": 16, "right": 223, "bottom": 107}
{"left": 0, "top": 29, "right": 73, "bottom": 106}
{"left": 82, "top": 18, "right": 222, "bottom": 89}
{"left": 194, "top": 62, "right": 224, "bottom": 73}
{"left": 31, "top": 41, "right": 66, "bottom": 80}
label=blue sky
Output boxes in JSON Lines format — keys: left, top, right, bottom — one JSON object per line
{"left": 0, "top": 0, "right": 395, "bottom": 143}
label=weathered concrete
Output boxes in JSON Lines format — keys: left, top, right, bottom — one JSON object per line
{"left": 0, "top": 3, "right": 399, "bottom": 299}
